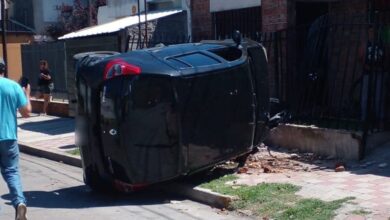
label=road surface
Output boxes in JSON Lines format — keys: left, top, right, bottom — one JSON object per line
{"left": 0, "top": 154, "right": 243, "bottom": 220}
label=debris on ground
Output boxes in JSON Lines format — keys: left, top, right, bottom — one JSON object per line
{"left": 335, "top": 162, "right": 346, "bottom": 172}
{"left": 232, "top": 145, "right": 331, "bottom": 174}
{"left": 216, "top": 144, "right": 387, "bottom": 176}
{"left": 335, "top": 165, "right": 346, "bottom": 172}
{"left": 238, "top": 209, "right": 253, "bottom": 216}
{"left": 237, "top": 167, "right": 248, "bottom": 174}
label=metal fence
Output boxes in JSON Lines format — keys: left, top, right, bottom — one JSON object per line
{"left": 213, "top": 6, "right": 262, "bottom": 41}
{"left": 256, "top": 12, "right": 390, "bottom": 134}
{"left": 20, "top": 34, "right": 190, "bottom": 101}
{"left": 215, "top": 12, "right": 390, "bottom": 134}
{"left": 21, "top": 42, "right": 68, "bottom": 100}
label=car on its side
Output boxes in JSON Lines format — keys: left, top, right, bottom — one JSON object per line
{"left": 75, "top": 37, "right": 273, "bottom": 192}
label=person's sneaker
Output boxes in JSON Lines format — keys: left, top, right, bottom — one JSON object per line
{"left": 15, "top": 203, "right": 27, "bottom": 220}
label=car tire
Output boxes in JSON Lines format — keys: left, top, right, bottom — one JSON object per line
{"left": 84, "top": 167, "right": 114, "bottom": 193}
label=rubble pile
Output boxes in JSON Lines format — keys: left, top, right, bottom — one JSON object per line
{"left": 238, "top": 145, "right": 330, "bottom": 174}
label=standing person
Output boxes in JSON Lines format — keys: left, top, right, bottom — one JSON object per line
{"left": 0, "top": 63, "right": 30, "bottom": 220}
{"left": 36, "top": 60, "right": 53, "bottom": 115}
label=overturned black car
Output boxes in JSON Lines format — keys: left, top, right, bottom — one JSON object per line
{"left": 75, "top": 38, "right": 275, "bottom": 192}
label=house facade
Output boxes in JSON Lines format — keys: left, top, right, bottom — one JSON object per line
{"left": 0, "top": 20, "right": 35, "bottom": 81}
{"left": 190, "top": 0, "right": 390, "bottom": 136}
{"left": 190, "top": 0, "right": 390, "bottom": 39}
{"left": 9, "top": 0, "right": 79, "bottom": 34}
{"left": 191, "top": 0, "right": 261, "bottom": 41}
{"left": 261, "top": 0, "right": 372, "bottom": 32}
{"left": 97, "top": 0, "right": 186, "bottom": 25}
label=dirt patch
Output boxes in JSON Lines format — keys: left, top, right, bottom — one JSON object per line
{"left": 238, "top": 144, "right": 338, "bottom": 174}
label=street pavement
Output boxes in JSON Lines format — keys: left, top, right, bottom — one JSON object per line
{"left": 12, "top": 114, "right": 390, "bottom": 219}
{"left": 0, "top": 153, "right": 243, "bottom": 220}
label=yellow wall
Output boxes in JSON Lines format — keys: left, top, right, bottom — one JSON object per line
{"left": 0, "top": 43, "right": 23, "bottom": 81}
{"left": 0, "top": 34, "right": 33, "bottom": 44}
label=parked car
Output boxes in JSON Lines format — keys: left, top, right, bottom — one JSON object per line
{"left": 75, "top": 37, "right": 274, "bottom": 192}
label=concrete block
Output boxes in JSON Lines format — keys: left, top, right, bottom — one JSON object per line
{"left": 31, "top": 99, "right": 70, "bottom": 117}
{"left": 162, "top": 182, "right": 237, "bottom": 209}
{"left": 265, "top": 124, "right": 362, "bottom": 160}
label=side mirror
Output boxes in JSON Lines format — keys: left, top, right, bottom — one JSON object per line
{"left": 232, "top": 30, "right": 242, "bottom": 47}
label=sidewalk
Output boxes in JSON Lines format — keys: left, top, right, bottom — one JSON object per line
{"left": 235, "top": 145, "right": 390, "bottom": 219}
{"left": 17, "top": 114, "right": 80, "bottom": 166}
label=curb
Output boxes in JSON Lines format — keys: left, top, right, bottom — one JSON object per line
{"left": 18, "top": 142, "right": 233, "bottom": 209}
{"left": 162, "top": 182, "right": 237, "bottom": 209}
{"left": 18, "top": 142, "right": 82, "bottom": 168}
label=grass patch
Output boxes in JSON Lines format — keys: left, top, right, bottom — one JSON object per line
{"left": 351, "top": 209, "right": 371, "bottom": 216}
{"left": 200, "top": 175, "right": 238, "bottom": 190}
{"left": 279, "top": 197, "right": 353, "bottom": 220}
{"left": 201, "top": 174, "right": 354, "bottom": 220}
{"left": 67, "top": 148, "right": 80, "bottom": 156}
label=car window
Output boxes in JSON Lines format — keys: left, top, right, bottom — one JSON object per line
{"left": 168, "top": 53, "right": 221, "bottom": 69}
{"left": 208, "top": 47, "right": 243, "bottom": 62}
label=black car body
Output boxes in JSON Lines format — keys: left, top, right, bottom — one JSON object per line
{"left": 75, "top": 39, "right": 270, "bottom": 192}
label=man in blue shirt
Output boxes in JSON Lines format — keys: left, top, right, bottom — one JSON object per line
{"left": 0, "top": 63, "right": 31, "bottom": 220}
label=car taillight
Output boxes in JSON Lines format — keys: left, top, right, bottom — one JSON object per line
{"left": 103, "top": 59, "right": 141, "bottom": 80}
{"left": 113, "top": 179, "right": 149, "bottom": 192}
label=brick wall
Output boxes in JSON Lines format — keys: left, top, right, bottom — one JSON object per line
{"left": 191, "top": 0, "right": 212, "bottom": 41}
{"left": 330, "top": 0, "right": 367, "bottom": 14}
{"left": 261, "top": 0, "right": 368, "bottom": 33}
{"left": 261, "top": 0, "right": 288, "bottom": 32}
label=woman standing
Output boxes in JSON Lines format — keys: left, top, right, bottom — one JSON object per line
{"left": 36, "top": 60, "right": 53, "bottom": 115}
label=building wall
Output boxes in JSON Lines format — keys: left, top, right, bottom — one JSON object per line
{"left": 330, "top": 0, "right": 367, "bottom": 14}
{"left": 191, "top": 0, "right": 212, "bottom": 41}
{"left": 191, "top": 0, "right": 263, "bottom": 41}
{"left": 152, "top": 12, "right": 188, "bottom": 39}
{"left": 8, "top": 0, "right": 35, "bottom": 29}
{"left": 261, "top": 0, "right": 368, "bottom": 32}
{"left": 98, "top": 0, "right": 144, "bottom": 24}
{"left": 0, "top": 34, "right": 33, "bottom": 44}
{"left": 11, "top": 0, "right": 77, "bottom": 34}
{"left": 98, "top": 0, "right": 183, "bottom": 25}
{"left": 210, "top": 0, "right": 260, "bottom": 12}
{"left": 214, "top": 6, "right": 262, "bottom": 39}
{"left": 148, "top": 0, "right": 182, "bottom": 11}
{"left": 0, "top": 43, "right": 24, "bottom": 81}
{"left": 0, "top": 34, "right": 34, "bottom": 81}
{"left": 261, "top": 0, "right": 288, "bottom": 32}
{"left": 33, "top": 0, "right": 76, "bottom": 33}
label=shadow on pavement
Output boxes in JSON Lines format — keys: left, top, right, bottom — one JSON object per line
{"left": 347, "top": 144, "right": 390, "bottom": 177}
{"left": 2, "top": 185, "right": 184, "bottom": 209}
{"left": 18, "top": 118, "right": 75, "bottom": 135}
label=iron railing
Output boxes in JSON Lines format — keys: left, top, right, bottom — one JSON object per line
{"left": 213, "top": 12, "right": 390, "bottom": 134}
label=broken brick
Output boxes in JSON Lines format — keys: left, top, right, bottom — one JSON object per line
{"left": 335, "top": 165, "right": 345, "bottom": 172}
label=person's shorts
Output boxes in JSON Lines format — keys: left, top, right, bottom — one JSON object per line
{"left": 39, "top": 85, "right": 51, "bottom": 95}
